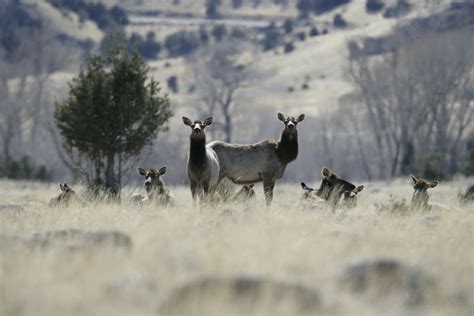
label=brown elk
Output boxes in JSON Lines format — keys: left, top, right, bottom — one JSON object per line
{"left": 50, "top": 182, "right": 76, "bottom": 206}
{"left": 136, "top": 166, "right": 173, "bottom": 204}
{"left": 303, "top": 167, "right": 364, "bottom": 208}
{"left": 209, "top": 113, "right": 305, "bottom": 206}
{"left": 183, "top": 116, "right": 220, "bottom": 203}
{"left": 410, "top": 175, "right": 438, "bottom": 210}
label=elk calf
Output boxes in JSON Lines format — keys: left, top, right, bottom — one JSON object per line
{"left": 136, "top": 166, "right": 173, "bottom": 204}
{"left": 183, "top": 116, "right": 220, "bottom": 203}
{"left": 306, "top": 167, "right": 364, "bottom": 208}
{"left": 50, "top": 182, "right": 76, "bottom": 206}
{"left": 410, "top": 175, "right": 438, "bottom": 210}
{"left": 459, "top": 185, "right": 474, "bottom": 204}
{"left": 232, "top": 185, "right": 256, "bottom": 202}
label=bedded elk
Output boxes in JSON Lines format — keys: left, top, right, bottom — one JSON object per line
{"left": 135, "top": 166, "right": 173, "bottom": 204}
{"left": 232, "top": 185, "right": 256, "bottom": 202}
{"left": 460, "top": 185, "right": 474, "bottom": 204}
{"left": 302, "top": 167, "right": 364, "bottom": 208}
{"left": 50, "top": 182, "right": 77, "bottom": 206}
{"left": 209, "top": 113, "right": 305, "bottom": 206}
{"left": 183, "top": 116, "right": 220, "bottom": 203}
{"left": 410, "top": 175, "right": 438, "bottom": 210}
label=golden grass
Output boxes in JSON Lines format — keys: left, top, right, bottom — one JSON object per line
{"left": 0, "top": 179, "right": 473, "bottom": 315}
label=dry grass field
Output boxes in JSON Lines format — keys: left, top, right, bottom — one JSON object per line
{"left": 0, "top": 178, "right": 473, "bottom": 315}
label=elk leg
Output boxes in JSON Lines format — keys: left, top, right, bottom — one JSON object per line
{"left": 202, "top": 182, "right": 212, "bottom": 204}
{"left": 262, "top": 173, "right": 275, "bottom": 206}
{"left": 191, "top": 181, "right": 198, "bottom": 203}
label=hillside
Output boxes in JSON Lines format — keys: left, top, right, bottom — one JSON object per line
{"left": 2, "top": 0, "right": 471, "bottom": 184}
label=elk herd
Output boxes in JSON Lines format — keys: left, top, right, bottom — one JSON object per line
{"left": 51, "top": 112, "right": 473, "bottom": 211}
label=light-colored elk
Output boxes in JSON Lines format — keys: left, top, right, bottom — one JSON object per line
{"left": 209, "top": 113, "right": 305, "bottom": 205}
{"left": 50, "top": 182, "right": 76, "bottom": 206}
{"left": 183, "top": 116, "right": 220, "bottom": 203}
{"left": 134, "top": 166, "right": 174, "bottom": 204}
{"left": 410, "top": 175, "right": 438, "bottom": 210}
{"left": 304, "top": 167, "right": 364, "bottom": 208}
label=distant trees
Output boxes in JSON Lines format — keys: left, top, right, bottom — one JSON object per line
{"left": 333, "top": 14, "right": 347, "bottom": 28}
{"left": 262, "top": 23, "right": 283, "bottom": 51}
{"left": 297, "top": 0, "right": 351, "bottom": 17}
{"left": 48, "top": 0, "right": 128, "bottom": 30}
{"left": 366, "top": 0, "right": 384, "bottom": 13}
{"left": 165, "top": 31, "right": 201, "bottom": 57}
{"left": 55, "top": 38, "right": 172, "bottom": 195}
{"left": 346, "top": 30, "right": 473, "bottom": 178}
{"left": 127, "top": 32, "right": 162, "bottom": 60}
{"left": 206, "top": 0, "right": 222, "bottom": 19}
{"left": 383, "top": 0, "right": 411, "bottom": 18}
{"left": 189, "top": 40, "right": 257, "bottom": 142}
{"left": 0, "top": 1, "right": 76, "bottom": 178}
{"left": 212, "top": 24, "right": 228, "bottom": 42}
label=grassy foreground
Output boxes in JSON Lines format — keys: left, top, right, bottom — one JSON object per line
{"left": 0, "top": 179, "right": 473, "bottom": 315}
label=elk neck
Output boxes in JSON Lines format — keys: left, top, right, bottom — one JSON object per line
{"left": 190, "top": 134, "right": 207, "bottom": 166}
{"left": 276, "top": 128, "right": 298, "bottom": 164}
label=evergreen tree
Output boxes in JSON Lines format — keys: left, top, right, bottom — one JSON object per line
{"left": 55, "top": 37, "right": 172, "bottom": 195}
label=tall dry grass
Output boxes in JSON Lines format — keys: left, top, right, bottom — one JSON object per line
{"left": 0, "top": 179, "right": 473, "bottom": 315}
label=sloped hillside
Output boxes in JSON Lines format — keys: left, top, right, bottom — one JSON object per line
{"left": 23, "top": 0, "right": 104, "bottom": 43}
{"left": 142, "top": 0, "right": 458, "bottom": 116}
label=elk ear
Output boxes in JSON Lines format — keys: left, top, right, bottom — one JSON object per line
{"left": 301, "top": 182, "right": 312, "bottom": 191}
{"left": 158, "top": 166, "right": 167, "bottom": 175}
{"left": 182, "top": 116, "right": 192, "bottom": 126}
{"left": 354, "top": 185, "right": 364, "bottom": 193}
{"left": 59, "top": 182, "right": 66, "bottom": 192}
{"left": 248, "top": 184, "right": 254, "bottom": 189}
{"left": 204, "top": 117, "right": 213, "bottom": 126}
{"left": 297, "top": 114, "right": 305, "bottom": 122}
{"left": 410, "top": 174, "right": 418, "bottom": 184}
{"left": 137, "top": 167, "right": 147, "bottom": 176}
{"left": 429, "top": 181, "right": 439, "bottom": 188}
{"left": 322, "top": 167, "right": 331, "bottom": 178}
{"left": 277, "top": 112, "right": 285, "bottom": 122}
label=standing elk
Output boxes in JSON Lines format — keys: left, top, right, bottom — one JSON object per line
{"left": 183, "top": 116, "right": 220, "bottom": 203}
{"left": 303, "top": 167, "right": 364, "bottom": 208}
{"left": 50, "top": 182, "right": 76, "bottom": 206}
{"left": 410, "top": 175, "right": 438, "bottom": 210}
{"left": 135, "top": 166, "right": 173, "bottom": 204}
{"left": 209, "top": 113, "right": 305, "bottom": 206}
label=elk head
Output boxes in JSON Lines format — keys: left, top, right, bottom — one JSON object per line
{"left": 316, "top": 167, "right": 364, "bottom": 207}
{"left": 411, "top": 174, "right": 438, "bottom": 210}
{"left": 137, "top": 166, "right": 167, "bottom": 197}
{"left": 277, "top": 112, "right": 305, "bottom": 139}
{"left": 182, "top": 116, "right": 213, "bottom": 140}
{"left": 51, "top": 182, "right": 76, "bottom": 206}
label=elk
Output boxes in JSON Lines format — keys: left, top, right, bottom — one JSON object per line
{"left": 307, "top": 167, "right": 364, "bottom": 208}
{"left": 300, "top": 182, "right": 319, "bottom": 200}
{"left": 209, "top": 113, "right": 305, "bottom": 206}
{"left": 460, "top": 185, "right": 474, "bottom": 204}
{"left": 183, "top": 116, "right": 220, "bottom": 203}
{"left": 410, "top": 175, "right": 438, "bottom": 210}
{"left": 135, "top": 166, "right": 173, "bottom": 204}
{"left": 50, "top": 182, "right": 76, "bottom": 206}
{"left": 232, "top": 185, "right": 256, "bottom": 202}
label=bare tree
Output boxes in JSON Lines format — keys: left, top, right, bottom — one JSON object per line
{"left": 347, "top": 30, "right": 473, "bottom": 178}
{"left": 188, "top": 40, "right": 258, "bottom": 142}
{"left": 0, "top": 22, "right": 77, "bottom": 166}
